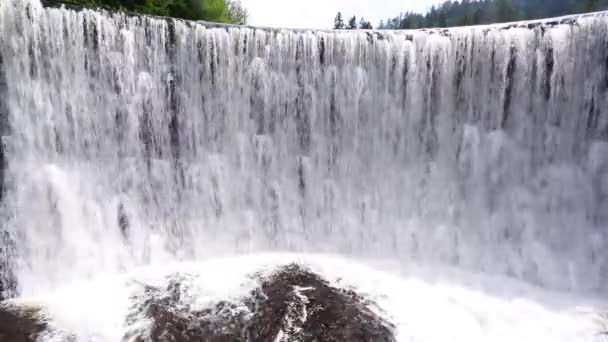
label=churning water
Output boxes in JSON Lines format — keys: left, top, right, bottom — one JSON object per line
{"left": 0, "top": 0, "right": 608, "bottom": 340}
{"left": 7, "top": 253, "right": 606, "bottom": 341}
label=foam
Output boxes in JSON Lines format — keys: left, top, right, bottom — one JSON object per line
{"left": 8, "top": 254, "right": 604, "bottom": 341}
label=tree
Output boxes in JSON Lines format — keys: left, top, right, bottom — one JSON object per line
{"left": 168, "top": 0, "right": 204, "bottom": 20}
{"left": 579, "top": 0, "right": 608, "bottom": 12}
{"left": 347, "top": 15, "right": 357, "bottom": 29}
{"left": 227, "top": 0, "right": 248, "bottom": 24}
{"left": 134, "top": 0, "right": 173, "bottom": 17}
{"left": 359, "top": 17, "right": 373, "bottom": 29}
{"left": 438, "top": 10, "right": 448, "bottom": 27}
{"left": 494, "top": 0, "right": 518, "bottom": 22}
{"left": 58, "top": 0, "right": 248, "bottom": 23}
{"left": 334, "top": 12, "right": 345, "bottom": 29}
{"left": 473, "top": 7, "right": 485, "bottom": 24}
{"left": 201, "top": 0, "right": 230, "bottom": 22}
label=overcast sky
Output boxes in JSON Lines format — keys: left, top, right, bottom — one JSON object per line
{"left": 241, "top": 0, "right": 446, "bottom": 29}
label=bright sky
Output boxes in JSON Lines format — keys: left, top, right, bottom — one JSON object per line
{"left": 241, "top": 0, "right": 446, "bottom": 29}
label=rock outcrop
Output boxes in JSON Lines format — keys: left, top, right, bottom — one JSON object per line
{"left": 0, "top": 305, "right": 47, "bottom": 342}
{"left": 247, "top": 264, "right": 395, "bottom": 341}
{"left": 0, "top": 264, "right": 396, "bottom": 341}
{"left": 125, "top": 264, "right": 396, "bottom": 342}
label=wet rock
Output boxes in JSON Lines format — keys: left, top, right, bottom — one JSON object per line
{"left": 127, "top": 264, "right": 396, "bottom": 342}
{"left": 0, "top": 265, "right": 396, "bottom": 341}
{"left": 248, "top": 264, "right": 396, "bottom": 342}
{"left": 0, "top": 305, "right": 47, "bottom": 342}
{"left": 124, "top": 274, "right": 250, "bottom": 342}
{"left": 117, "top": 203, "right": 129, "bottom": 239}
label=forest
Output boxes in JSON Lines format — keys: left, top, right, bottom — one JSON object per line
{"left": 46, "top": 0, "right": 248, "bottom": 24}
{"left": 335, "top": 0, "right": 608, "bottom": 30}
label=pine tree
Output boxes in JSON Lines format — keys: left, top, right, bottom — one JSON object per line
{"left": 334, "top": 12, "right": 345, "bottom": 29}
{"left": 359, "top": 17, "right": 373, "bottom": 29}
{"left": 473, "top": 7, "right": 485, "bottom": 24}
{"left": 494, "top": 0, "right": 518, "bottom": 22}
{"left": 347, "top": 16, "right": 357, "bottom": 29}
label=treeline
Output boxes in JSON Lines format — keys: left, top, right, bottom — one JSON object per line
{"left": 50, "top": 0, "right": 248, "bottom": 23}
{"left": 333, "top": 12, "right": 373, "bottom": 30}
{"left": 335, "top": 0, "right": 608, "bottom": 30}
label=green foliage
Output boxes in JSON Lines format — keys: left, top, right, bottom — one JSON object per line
{"left": 134, "top": 0, "right": 173, "bottom": 17}
{"left": 340, "top": 0, "right": 608, "bottom": 30}
{"left": 226, "top": 0, "right": 248, "bottom": 25}
{"left": 493, "top": 0, "right": 517, "bottom": 22}
{"left": 201, "top": 0, "right": 229, "bottom": 22}
{"left": 52, "top": 0, "right": 247, "bottom": 23}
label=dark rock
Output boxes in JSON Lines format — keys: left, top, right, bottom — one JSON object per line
{"left": 124, "top": 275, "right": 251, "bottom": 342}
{"left": 0, "top": 305, "right": 47, "bottom": 342}
{"left": 247, "top": 264, "right": 396, "bottom": 342}
{"left": 126, "top": 264, "right": 396, "bottom": 342}
{"left": 0, "top": 265, "right": 396, "bottom": 341}
{"left": 117, "top": 203, "right": 129, "bottom": 239}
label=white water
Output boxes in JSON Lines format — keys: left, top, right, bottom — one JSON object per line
{"left": 7, "top": 254, "right": 606, "bottom": 341}
{"left": 1, "top": 0, "right": 608, "bottom": 339}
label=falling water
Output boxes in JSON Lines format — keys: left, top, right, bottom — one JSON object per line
{"left": 0, "top": 0, "right": 607, "bottom": 299}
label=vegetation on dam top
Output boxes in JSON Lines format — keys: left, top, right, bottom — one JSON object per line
{"left": 335, "top": 0, "right": 608, "bottom": 30}
{"left": 45, "top": 0, "right": 248, "bottom": 24}
{"left": 45, "top": 0, "right": 608, "bottom": 29}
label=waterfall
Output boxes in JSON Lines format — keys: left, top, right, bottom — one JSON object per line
{"left": 0, "top": 0, "right": 607, "bottom": 296}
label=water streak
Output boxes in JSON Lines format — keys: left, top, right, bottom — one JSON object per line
{"left": 0, "top": 0, "right": 607, "bottom": 295}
